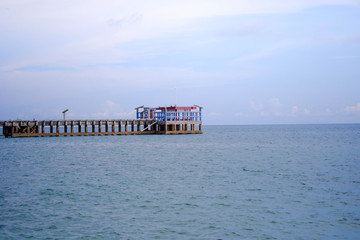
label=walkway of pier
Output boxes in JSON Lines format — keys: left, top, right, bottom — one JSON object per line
{"left": 0, "top": 119, "right": 202, "bottom": 138}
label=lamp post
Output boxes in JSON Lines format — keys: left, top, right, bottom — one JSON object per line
{"left": 62, "top": 109, "right": 69, "bottom": 120}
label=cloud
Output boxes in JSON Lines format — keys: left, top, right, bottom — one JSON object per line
{"left": 292, "top": 106, "right": 299, "bottom": 115}
{"left": 269, "top": 98, "right": 282, "bottom": 109}
{"left": 216, "top": 22, "right": 271, "bottom": 38}
{"left": 87, "top": 101, "right": 135, "bottom": 119}
{"left": 249, "top": 99, "right": 321, "bottom": 118}
{"left": 291, "top": 106, "right": 313, "bottom": 116}
{"left": 325, "top": 108, "right": 333, "bottom": 115}
{"left": 107, "top": 14, "right": 142, "bottom": 27}
{"left": 233, "top": 41, "right": 301, "bottom": 63}
{"left": 250, "top": 98, "right": 285, "bottom": 116}
{"left": 235, "top": 112, "right": 245, "bottom": 117}
{"left": 1, "top": 0, "right": 357, "bottom": 71}
{"left": 345, "top": 103, "right": 360, "bottom": 113}
{"left": 303, "top": 109, "right": 311, "bottom": 115}
{"left": 250, "top": 101, "right": 264, "bottom": 111}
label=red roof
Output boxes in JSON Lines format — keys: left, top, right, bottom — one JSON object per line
{"left": 156, "top": 106, "right": 197, "bottom": 111}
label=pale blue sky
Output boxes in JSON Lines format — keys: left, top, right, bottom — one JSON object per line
{"left": 1, "top": 0, "right": 359, "bottom": 124}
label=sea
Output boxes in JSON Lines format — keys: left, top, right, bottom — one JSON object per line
{"left": 0, "top": 124, "right": 359, "bottom": 240}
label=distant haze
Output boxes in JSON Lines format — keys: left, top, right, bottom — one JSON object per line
{"left": 0, "top": 0, "right": 359, "bottom": 124}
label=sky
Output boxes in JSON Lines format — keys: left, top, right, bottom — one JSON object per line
{"left": 0, "top": 0, "right": 360, "bottom": 125}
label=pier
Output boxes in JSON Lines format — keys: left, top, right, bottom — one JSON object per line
{"left": 0, "top": 105, "right": 202, "bottom": 138}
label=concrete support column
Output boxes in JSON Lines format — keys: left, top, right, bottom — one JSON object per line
{"left": 125, "top": 123, "right": 128, "bottom": 132}
{"left": 99, "top": 123, "right": 102, "bottom": 133}
{"left": 112, "top": 123, "right": 115, "bottom": 133}
{"left": 105, "top": 123, "right": 109, "bottom": 132}
{"left": 50, "top": 123, "right": 53, "bottom": 134}
{"left": 56, "top": 123, "right": 60, "bottom": 134}
{"left": 85, "top": 123, "right": 88, "bottom": 133}
{"left": 42, "top": 123, "right": 45, "bottom": 134}
{"left": 3, "top": 127, "right": 9, "bottom": 137}
{"left": 131, "top": 123, "right": 135, "bottom": 132}
{"left": 71, "top": 124, "right": 74, "bottom": 134}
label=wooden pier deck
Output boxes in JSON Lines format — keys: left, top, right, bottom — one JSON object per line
{"left": 0, "top": 119, "right": 202, "bottom": 138}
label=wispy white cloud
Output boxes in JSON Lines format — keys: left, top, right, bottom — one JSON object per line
{"left": 250, "top": 101, "right": 264, "bottom": 111}
{"left": 1, "top": 0, "right": 357, "bottom": 70}
{"left": 233, "top": 40, "right": 304, "bottom": 63}
{"left": 235, "top": 112, "right": 245, "bottom": 117}
{"left": 250, "top": 98, "right": 283, "bottom": 116}
{"left": 345, "top": 103, "right": 360, "bottom": 113}
{"left": 291, "top": 106, "right": 299, "bottom": 115}
{"left": 249, "top": 99, "right": 321, "bottom": 118}
{"left": 303, "top": 108, "right": 311, "bottom": 115}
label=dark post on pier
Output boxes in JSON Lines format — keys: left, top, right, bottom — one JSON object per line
{"left": 0, "top": 105, "right": 202, "bottom": 138}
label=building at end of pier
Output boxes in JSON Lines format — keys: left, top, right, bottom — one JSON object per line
{"left": 135, "top": 105, "right": 202, "bottom": 134}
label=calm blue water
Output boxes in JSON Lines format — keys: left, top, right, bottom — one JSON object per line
{"left": 0, "top": 124, "right": 359, "bottom": 239}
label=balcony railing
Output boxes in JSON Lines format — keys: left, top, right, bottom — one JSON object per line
{"left": 137, "top": 111, "right": 201, "bottom": 121}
